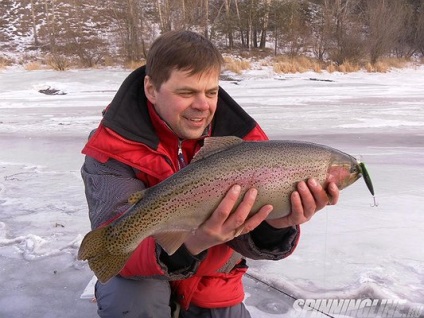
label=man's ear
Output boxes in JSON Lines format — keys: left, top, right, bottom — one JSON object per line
{"left": 144, "top": 75, "right": 156, "bottom": 104}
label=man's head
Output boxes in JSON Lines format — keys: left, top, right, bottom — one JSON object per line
{"left": 144, "top": 31, "right": 224, "bottom": 140}
{"left": 145, "top": 30, "right": 224, "bottom": 90}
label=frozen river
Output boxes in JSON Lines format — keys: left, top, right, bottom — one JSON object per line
{"left": 0, "top": 66, "right": 423, "bottom": 317}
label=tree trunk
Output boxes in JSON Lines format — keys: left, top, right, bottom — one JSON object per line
{"left": 224, "top": 0, "right": 233, "bottom": 48}
{"left": 233, "top": 0, "right": 245, "bottom": 47}
{"left": 157, "top": 0, "right": 171, "bottom": 32}
{"left": 204, "top": 0, "right": 209, "bottom": 39}
{"left": 30, "top": 0, "right": 39, "bottom": 46}
{"left": 44, "top": 0, "right": 56, "bottom": 53}
{"left": 259, "top": 0, "right": 271, "bottom": 49}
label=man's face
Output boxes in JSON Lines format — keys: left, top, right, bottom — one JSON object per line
{"left": 144, "top": 68, "right": 220, "bottom": 140}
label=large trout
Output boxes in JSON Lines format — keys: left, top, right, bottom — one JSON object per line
{"left": 78, "top": 136, "right": 374, "bottom": 283}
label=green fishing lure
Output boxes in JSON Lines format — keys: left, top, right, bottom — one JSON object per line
{"left": 359, "top": 162, "right": 378, "bottom": 207}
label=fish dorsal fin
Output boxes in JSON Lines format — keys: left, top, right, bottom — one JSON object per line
{"left": 192, "top": 136, "right": 244, "bottom": 163}
{"left": 128, "top": 190, "right": 145, "bottom": 205}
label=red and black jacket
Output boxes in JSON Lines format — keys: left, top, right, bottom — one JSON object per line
{"left": 82, "top": 66, "right": 300, "bottom": 309}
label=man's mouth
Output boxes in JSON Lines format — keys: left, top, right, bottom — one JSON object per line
{"left": 188, "top": 118, "right": 203, "bottom": 122}
{"left": 184, "top": 116, "right": 205, "bottom": 123}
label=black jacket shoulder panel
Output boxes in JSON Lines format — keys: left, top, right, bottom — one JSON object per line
{"left": 102, "top": 66, "right": 159, "bottom": 148}
{"left": 213, "top": 87, "right": 256, "bottom": 138}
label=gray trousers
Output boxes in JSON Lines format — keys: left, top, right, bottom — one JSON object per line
{"left": 95, "top": 276, "right": 251, "bottom": 318}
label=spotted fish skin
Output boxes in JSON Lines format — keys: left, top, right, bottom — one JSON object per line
{"left": 78, "top": 136, "right": 362, "bottom": 283}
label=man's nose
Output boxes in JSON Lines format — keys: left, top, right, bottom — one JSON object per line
{"left": 192, "top": 94, "right": 210, "bottom": 110}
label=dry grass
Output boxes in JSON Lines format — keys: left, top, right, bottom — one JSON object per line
{"left": 338, "top": 60, "right": 361, "bottom": 73}
{"left": 272, "top": 55, "right": 412, "bottom": 74}
{"left": 272, "top": 55, "right": 323, "bottom": 73}
{"left": 326, "top": 60, "right": 361, "bottom": 73}
{"left": 103, "top": 56, "right": 118, "bottom": 67}
{"left": 224, "top": 56, "right": 251, "bottom": 74}
{"left": 381, "top": 57, "right": 410, "bottom": 68}
{"left": 365, "top": 62, "right": 386, "bottom": 73}
{"left": 44, "top": 54, "right": 70, "bottom": 71}
{"left": 124, "top": 59, "right": 146, "bottom": 70}
{"left": 24, "top": 61, "right": 43, "bottom": 71}
{"left": 0, "top": 56, "right": 12, "bottom": 69}
{"left": 326, "top": 63, "right": 337, "bottom": 73}
{"left": 365, "top": 58, "right": 410, "bottom": 73}
{"left": 7, "top": 52, "right": 415, "bottom": 74}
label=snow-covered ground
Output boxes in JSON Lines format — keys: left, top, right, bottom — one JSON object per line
{"left": 0, "top": 66, "right": 423, "bottom": 318}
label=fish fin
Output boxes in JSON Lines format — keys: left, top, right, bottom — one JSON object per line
{"left": 154, "top": 231, "right": 192, "bottom": 255}
{"left": 192, "top": 136, "right": 244, "bottom": 163}
{"left": 128, "top": 190, "right": 145, "bottom": 205}
{"left": 78, "top": 226, "right": 132, "bottom": 284}
{"left": 78, "top": 226, "right": 109, "bottom": 260}
{"left": 88, "top": 252, "right": 132, "bottom": 284}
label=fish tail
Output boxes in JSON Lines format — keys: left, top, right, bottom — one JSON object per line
{"left": 78, "top": 227, "right": 131, "bottom": 283}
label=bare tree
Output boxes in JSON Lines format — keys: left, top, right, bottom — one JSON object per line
{"left": 2, "top": 0, "right": 423, "bottom": 66}
{"left": 416, "top": 4, "right": 424, "bottom": 55}
{"left": 259, "top": 0, "right": 271, "bottom": 48}
{"left": 309, "top": 0, "right": 334, "bottom": 61}
{"left": 156, "top": 0, "right": 172, "bottom": 32}
{"left": 224, "top": 0, "right": 234, "bottom": 48}
{"left": 203, "top": 0, "right": 209, "bottom": 38}
{"left": 364, "top": 0, "right": 410, "bottom": 64}
{"left": 233, "top": 0, "right": 246, "bottom": 46}
{"left": 324, "top": 0, "right": 364, "bottom": 64}
{"left": 29, "top": 0, "right": 39, "bottom": 46}
{"left": 44, "top": 0, "right": 57, "bottom": 53}
{"left": 393, "top": 0, "right": 421, "bottom": 58}
{"left": 269, "top": 1, "right": 310, "bottom": 56}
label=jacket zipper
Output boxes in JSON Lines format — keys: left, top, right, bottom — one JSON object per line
{"left": 177, "top": 140, "right": 187, "bottom": 170}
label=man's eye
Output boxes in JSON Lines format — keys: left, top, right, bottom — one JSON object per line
{"left": 207, "top": 91, "right": 218, "bottom": 97}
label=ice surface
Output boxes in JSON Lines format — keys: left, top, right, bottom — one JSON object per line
{"left": 0, "top": 66, "right": 423, "bottom": 317}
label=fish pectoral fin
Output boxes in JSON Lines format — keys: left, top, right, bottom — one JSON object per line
{"left": 154, "top": 231, "right": 191, "bottom": 255}
{"left": 128, "top": 190, "right": 146, "bottom": 205}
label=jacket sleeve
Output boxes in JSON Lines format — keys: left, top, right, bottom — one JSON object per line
{"left": 81, "top": 155, "right": 146, "bottom": 230}
{"left": 81, "top": 155, "right": 205, "bottom": 279}
{"left": 227, "top": 223, "right": 300, "bottom": 260}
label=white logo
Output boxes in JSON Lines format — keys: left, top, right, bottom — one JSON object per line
{"left": 292, "top": 298, "right": 423, "bottom": 318}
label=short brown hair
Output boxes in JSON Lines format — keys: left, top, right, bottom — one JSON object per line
{"left": 145, "top": 30, "right": 224, "bottom": 89}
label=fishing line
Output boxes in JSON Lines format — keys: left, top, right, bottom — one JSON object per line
{"left": 245, "top": 272, "right": 335, "bottom": 318}
{"left": 323, "top": 209, "right": 329, "bottom": 288}
{"left": 244, "top": 212, "right": 333, "bottom": 317}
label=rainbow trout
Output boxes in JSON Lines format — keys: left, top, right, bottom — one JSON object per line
{"left": 78, "top": 136, "right": 375, "bottom": 283}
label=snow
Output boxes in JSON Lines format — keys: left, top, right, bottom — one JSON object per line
{"left": 0, "top": 65, "right": 423, "bottom": 318}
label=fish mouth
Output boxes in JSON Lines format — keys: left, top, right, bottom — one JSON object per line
{"left": 327, "top": 160, "right": 361, "bottom": 190}
{"left": 344, "top": 160, "right": 362, "bottom": 189}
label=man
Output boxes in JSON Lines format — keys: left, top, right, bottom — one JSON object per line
{"left": 81, "top": 30, "right": 339, "bottom": 318}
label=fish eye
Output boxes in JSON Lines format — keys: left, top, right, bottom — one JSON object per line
{"left": 350, "top": 165, "right": 359, "bottom": 173}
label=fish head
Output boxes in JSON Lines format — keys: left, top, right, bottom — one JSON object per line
{"left": 326, "top": 152, "right": 362, "bottom": 190}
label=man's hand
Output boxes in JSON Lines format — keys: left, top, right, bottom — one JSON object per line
{"left": 184, "top": 185, "right": 273, "bottom": 255}
{"left": 266, "top": 178, "right": 339, "bottom": 229}
{"left": 184, "top": 179, "right": 339, "bottom": 255}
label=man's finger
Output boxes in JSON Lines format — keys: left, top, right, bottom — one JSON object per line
{"left": 208, "top": 185, "right": 241, "bottom": 225}
{"left": 241, "top": 205, "right": 273, "bottom": 234}
{"left": 226, "top": 188, "right": 257, "bottom": 228}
